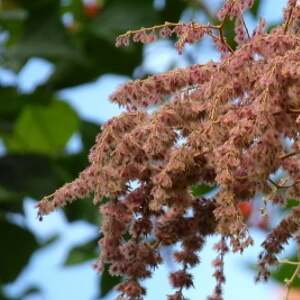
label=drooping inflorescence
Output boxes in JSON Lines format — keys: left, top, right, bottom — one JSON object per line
{"left": 36, "top": 0, "right": 300, "bottom": 299}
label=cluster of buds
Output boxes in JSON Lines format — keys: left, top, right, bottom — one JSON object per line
{"left": 36, "top": 0, "right": 300, "bottom": 299}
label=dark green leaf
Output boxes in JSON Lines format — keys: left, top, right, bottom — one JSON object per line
{"left": 88, "top": 0, "right": 159, "bottom": 43}
{"left": 42, "top": 40, "right": 143, "bottom": 90}
{"left": 0, "top": 220, "right": 39, "bottom": 283}
{"left": 64, "top": 237, "right": 99, "bottom": 266}
{"left": 6, "top": 0, "right": 83, "bottom": 72}
{"left": 20, "top": 286, "right": 41, "bottom": 298}
{"left": 0, "top": 8, "right": 27, "bottom": 22}
{"left": 0, "top": 87, "right": 33, "bottom": 123}
{"left": 40, "top": 234, "right": 59, "bottom": 248}
{"left": 0, "top": 154, "right": 61, "bottom": 198}
{"left": 100, "top": 265, "right": 122, "bottom": 298}
{"left": 0, "top": 186, "right": 24, "bottom": 214}
{"left": 63, "top": 194, "right": 102, "bottom": 224}
{"left": 160, "top": 0, "right": 187, "bottom": 23}
{"left": 80, "top": 120, "right": 101, "bottom": 152}
{"left": 0, "top": 1, "right": 26, "bottom": 50}
{"left": 0, "top": 289, "right": 20, "bottom": 300}
{"left": 42, "top": 0, "right": 163, "bottom": 90}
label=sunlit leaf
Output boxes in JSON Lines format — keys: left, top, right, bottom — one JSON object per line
{"left": 272, "top": 255, "right": 300, "bottom": 288}
{"left": 3, "top": 100, "right": 79, "bottom": 154}
{"left": 191, "top": 184, "right": 216, "bottom": 197}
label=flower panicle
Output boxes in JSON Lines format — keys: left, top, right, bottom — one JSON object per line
{"left": 115, "top": 21, "right": 214, "bottom": 54}
{"left": 109, "top": 62, "right": 217, "bottom": 109}
{"left": 36, "top": 0, "right": 300, "bottom": 299}
{"left": 35, "top": 164, "right": 100, "bottom": 217}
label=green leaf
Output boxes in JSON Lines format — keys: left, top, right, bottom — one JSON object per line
{"left": 160, "top": 0, "right": 188, "bottom": 23}
{"left": 0, "top": 185, "right": 24, "bottom": 214}
{"left": 272, "top": 255, "right": 300, "bottom": 288}
{"left": 88, "top": 0, "right": 159, "bottom": 43}
{"left": 63, "top": 194, "right": 103, "bottom": 224}
{"left": 6, "top": 0, "right": 83, "bottom": 72}
{"left": 3, "top": 100, "right": 79, "bottom": 154}
{"left": 0, "top": 87, "right": 31, "bottom": 123}
{"left": 60, "top": 0, "right": 84, "bottom": 22}
{"left": 0, "top": 1, "right": 26, "bottom": 49}
{"left": 100, "top": 265, "right": 122, "bottom": 298}
{"left": 221, "top": 18, "right": 237, "bottom": 50}
{"left": 248, "top": 0, "right": 261, "bottom": 18}
{"left": 64, "top": 238, "right": 99, "bottom": 266}
{"left": 43, "top": 40, "right": 142, "bottom": 90}
{"left": 42, "top": 0, "right": 161, "bottom": 90}
{"left": 0, "top": 220, "right": 39, "bottom": 284}
{"left": 0, "top": 290, "right": 20, "bottom": 300}
{"left": 191, "top": 184, "right": 216, "bottom": 197}
{"left": 80, "top": 120, "right": 101, "bottom": 152}
{"left": 284, "top": 199, "right": 299, "bottom": 210}
{"left": 40, "top": 234, "right": 59, "bottom": 248}
{"left": 0, "top": 8, "right": 27, "bottom": 22}
{"left": 0, "top": 154, "right": 62, "bottom": 199}
{"left": 20, "top": 286, "right": 41, "bottom": 298}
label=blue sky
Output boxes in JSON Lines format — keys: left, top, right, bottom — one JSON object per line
{"left": 2, "top": 0, "right": 290, "bottom": 299}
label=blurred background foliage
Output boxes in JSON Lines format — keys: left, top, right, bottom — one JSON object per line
{"left": 0, "top": 0, "right": 298, "bottom": 299}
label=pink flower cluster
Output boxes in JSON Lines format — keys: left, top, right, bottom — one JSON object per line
{"left": 217, "top": 0, "right": 254, "bottom": 21}
{"left": 36, "top": 0, "right": 300, "bottom": 299}
{"left": 116, "top": 20, "right": 230, "bottom": 55}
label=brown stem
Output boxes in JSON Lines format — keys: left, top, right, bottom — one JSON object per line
{"left": 279, "top": 151, "right": 297, "bottom": 159}
{"left": 284, "top": 1, "right": 297, "bottom": 34}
